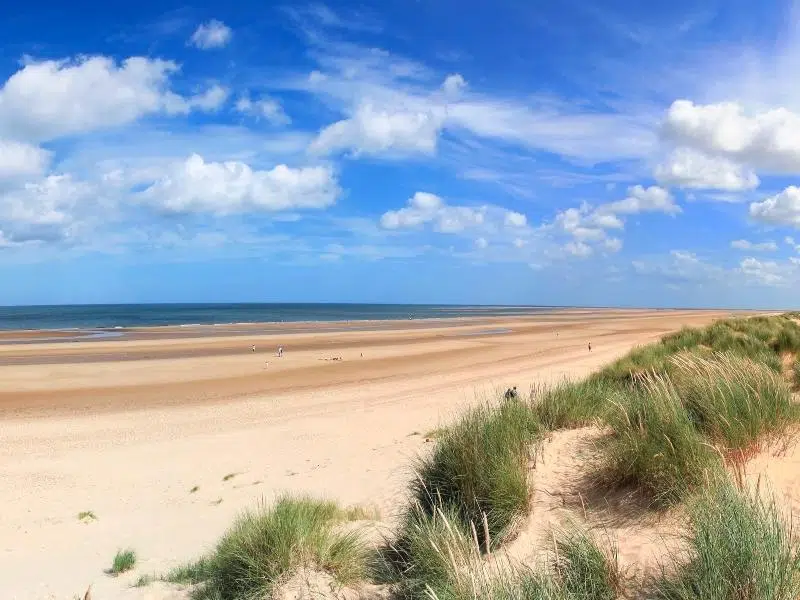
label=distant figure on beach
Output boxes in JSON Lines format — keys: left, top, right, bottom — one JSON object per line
{"left": 277, "top": 346, "right": 284, "bottom": 358}
{"left": 504, "top": 386, "right": 518, "bottom": 401}
{"left": 251, "top": 345, "right": 256, "bottom": 353}
{"left": 588, "top": 342, "right": 592, "bottom": 352}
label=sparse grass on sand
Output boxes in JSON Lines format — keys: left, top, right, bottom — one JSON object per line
{"left": 654, "top": 482, "right": 800, "bottom": 600}
{"left": 133, "top": 574, "right": 153, "bottom": 587}
{"left": 77, "top": 510, "right": 96, "bottom": 522}
{"left": 181, "top": 496, "right": 370, "bottom": 600}
{"left": 532, "top": 378, "right": 616, "bottom": 430}
{"left": 379, "top": 505, "right": 621, "bottom": 600}
{"left": 410, "top": 399, "right": 543, "bottom": 550}
{"left": 108, "top": 548, "right": 137, "bottom": 575}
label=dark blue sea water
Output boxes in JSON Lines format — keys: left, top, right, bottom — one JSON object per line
{"left": 0, "top": 303, "right": 554, "bottom": 331}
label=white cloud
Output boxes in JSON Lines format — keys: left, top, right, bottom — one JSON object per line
{"left": 442, "top": 74, "right": 467, "bottom": 97}
{"left": 564, "top": 241, "right": 592, "bottom": 257}
{"left": 138, "top": 154, "right": 340, "bottom": 215}
{"left": 749, "top": 186, "right": 800, "bottom": 227}
{"left": 730, "top": 239, "right": 778, "bottom": 251}
{"left": 475, "top": 237, "right": 488, "bottom": 249}
{"left": 0, "top": 139, "right": 50, "bottom": 179}
{"left": 655, "top": 148, "right": 759, "bottom": 191}
{"left": 0, "top": 174, "right": 96, "bottom": 243}
{"left": 236, "top": 96, "right": 291, "bottom": 125}
{"left": 504, "top": 211, "right": 527, "bottom": 227}
{"left": 512, "top": 238, "right": 527, "bottom": 248}
{"left": 310, "top": 102, "right": 444, "bottom": 157}
{"left": 191, "top": 85, "right": 229, "bottom": 111}
{"left": 189, "top": 20, "right": 232, "bottom": 49}
{"left": 600, "top": 185, "right": 681, "bottom": 215}
{"left": 739, "top": 257, "right": 786, "bottom": 285}
{"left": 633, "top": 250, "right": 724, "bottom": 283}
{"left": 0, "top": 56, "right": 222, "bottom": 141}
{"left": 603, "top": 237, "right": 623, "bottom": 252}
{"left": 786, "top": 236, "right": 800, "bottom": 252}
{"left": 664, "top": 100, "right": 800, "bottom": 173}
{"left": 380, "top": 192, "right": 485, "bottom": 232}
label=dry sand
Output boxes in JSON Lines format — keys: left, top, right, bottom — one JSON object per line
{"left": 0, "top": 309, "right": 741, "bottom": 599}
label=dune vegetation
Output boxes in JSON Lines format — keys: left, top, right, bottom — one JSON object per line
{"left": 163, "top": 313, "right": 800, "bottom": 600}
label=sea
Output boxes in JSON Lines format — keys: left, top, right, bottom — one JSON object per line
{"left": 0, "top": 303, "right": 556, "bottom": 331}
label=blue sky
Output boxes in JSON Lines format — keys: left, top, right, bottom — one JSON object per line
{"left": 1, "top": 0, "right": 800, "bottom": 307}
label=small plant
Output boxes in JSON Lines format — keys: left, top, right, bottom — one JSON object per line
{"left": 410, "top": 398, "right": 543, "bottom": 550}
{"left": 654, "top": 482, "right": 800, "bottom": 599}
{"left": 553, "top": 526, "right": 622, "bottom": 600}
{"left": 77, "top": 511, "right": 96, "bottom": 522}
{"left": 222, "top": 473, "right": 238, "bottom": 482}
{"left": 183, "top": 496, "right": 370, "bottom": 600}
{"left": 108, "top": 548, "right": 136, "bottom": 575}
{"left": 189, "top": 485, "right": 199, "bottom": 493}
{"left": 133, "top": 574, "right": 153, "bottom": 587}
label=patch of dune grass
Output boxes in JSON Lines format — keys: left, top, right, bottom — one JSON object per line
{"left": 599, "top": 374, "right": 724, "bottom": 506}
{"left": 670, "top": 352, "right": 796, "bottom": 454}
{"left": 163, "top": 557, "right": 213, "bottom": 585}
{"left": 532, "top": 378, "right": 616, "bottom": 430}
{"left": 108, "top": 548, "right": 137, "bottom": 575}
{"left": 553, "top": 527, "right": 622, "bottom": 600}
{"left": 410, "top": 399, "right": 543, "bottom": 550}
{"left": 654, "top": 482, "right": 800, "bottom": 600}
{"left": 133, "top": 574, "right": 153, "bottom": 587}
{"left": 379, "top": 506, "right": 620, "bottom": 600}
{"left": 188, "top": 496, "right": 369, "bottom": 600}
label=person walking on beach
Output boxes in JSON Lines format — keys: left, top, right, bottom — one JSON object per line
{"left": 277, "top": 345, "right": 284, "bottom": 358}
{"left": 588, "top": 342, "right": 592, "bottom": 352}
{"left": 251, "top": 344, "right": 256, "bottom": 353}
{"left": 504, "top": 386, "right": 518, "bottom": 401}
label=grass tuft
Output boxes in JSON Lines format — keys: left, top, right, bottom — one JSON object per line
{"left": 599, "top": 374, "right": 724, "bottom": 506}
{"left": 532, "top": 378, "right": 615, "bottom": 430}
{"left": 410, "top": 399, "right": 542, "bottom": 550}
{"left": 654, "top": 482, "right": 800, "bottom": 599}
{"left": 108, "top": 548, "right": 137, "bottom": 575}
{"left": 77, "top": 511, "right": 96, "bottom": 522}
{"left": 188, "top": 496, "right": 369, "bottom": 600}
{"left": 163, "top": 558, "right": 214, "bottom": 585}
{"left": 553, "top": 527, "right": 622, "bottom": 600}
{"left": 670, "top": 352, "right": 796, "bottom": 454}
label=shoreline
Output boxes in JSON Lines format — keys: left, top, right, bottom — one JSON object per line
{"left": 0, "top": 306, "right": 744, "bottom": 345}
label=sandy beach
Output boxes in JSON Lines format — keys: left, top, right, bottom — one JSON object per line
{"left": 0, "top": 309, "right": 741, "bottom": 599}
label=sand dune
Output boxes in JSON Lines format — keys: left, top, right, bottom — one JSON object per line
{"left": 0, "top": 309, "right": 737, "bottom": 599}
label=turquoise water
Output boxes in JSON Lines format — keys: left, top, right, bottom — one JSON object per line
{"left": 0, "top": 303, "right": 554, "bottom": 331}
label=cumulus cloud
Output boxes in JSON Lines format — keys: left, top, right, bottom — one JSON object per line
{"left": 380, "top": 192, "right": 485, "bottom": 232}
{"left": 0, "top": 56, "right": 222, "bottom": 141}
{"left": 633, "top": 250, "right": 724, "bottom": 283}
{"left": 553, "top": 185, "right": 678, "bottom": 257}
{"left": 0, "top": 139, "right": 50, "bottom": 179}
{"left": 599, "top": 185, "right": 680, "bottom": 216}
{"left": 236, "top": 96, "right": 291, "bottom": 125}
{"left": 310, "top": 103, "right": 444, "bottom": 157}
{"left": 475, "top": 237, "right": 488, "bottom": 249}
{"left": 442, "top": 74, "right": 467, "bottom": 97}
{"left": 138, "top": 154, "right": 340, "bottom": 215}
{"left": 504, "top": 211, "right": 527, "bottom": 227}
{"left": 189, "top": 20, "right": 232, "bottom": 49}
{"left": 739, "top": 257, "right": 786, "bottom": 285}
{"left": 655, "top": 148, "right": 759, "bottom": 191}
{"left": 730, "top": 239, "right": 778, "bottom": 251}
{"left": 664, "top": 100, "right": 800, "bottom": 173}
{"left": 749, "top": 186, "right": 800, "bottom": 227}
{"left": 0, "top": 174, "right": 95, "bottom": 243}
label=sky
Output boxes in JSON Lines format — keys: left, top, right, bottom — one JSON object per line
{"left": 1, "top": 1, "right": 800, "bottom": 308}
